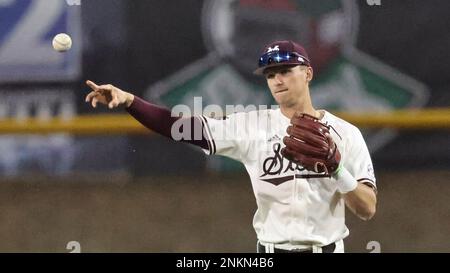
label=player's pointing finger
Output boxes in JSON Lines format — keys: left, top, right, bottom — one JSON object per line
{"left": 98, "top": 84, "right": 114, "bottom": 92}
{"left": 86, "top": 80, "right": 100, "bottom": 91}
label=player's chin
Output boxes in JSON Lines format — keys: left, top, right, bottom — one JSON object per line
{"left": 274, "top": 94, "right": 292, "bottom": 105}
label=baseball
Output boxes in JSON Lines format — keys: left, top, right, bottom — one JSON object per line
{"left": 52, "top": 33, "right": 72, "bottom": 52}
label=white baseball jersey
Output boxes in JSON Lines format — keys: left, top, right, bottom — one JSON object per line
{"left": 198, "top": 108, "right": 376, "bottom": 248}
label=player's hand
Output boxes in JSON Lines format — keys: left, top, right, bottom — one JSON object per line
{"left": 85, "top": 80, "right": 134, "bottom": 109}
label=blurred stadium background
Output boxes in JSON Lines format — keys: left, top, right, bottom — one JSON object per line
{"left": 0, "top": 0, "right": 449, "bottom": 252}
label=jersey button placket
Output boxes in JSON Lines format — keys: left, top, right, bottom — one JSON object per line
{"left": 295, "top": 170, "right": 306, "bottom": 201}
{"left": 295, "top": 171, "right": 311, "bottom": 231}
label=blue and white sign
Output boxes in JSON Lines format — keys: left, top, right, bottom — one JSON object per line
{"left": 0, "top": 0, "right": 81, "bottom": 82}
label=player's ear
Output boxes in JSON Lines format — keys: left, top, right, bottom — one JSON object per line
{"left": 306, "top": 66, "right": 313, "bottom": 82}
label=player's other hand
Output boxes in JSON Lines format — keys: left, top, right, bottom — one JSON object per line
{"left": 85, "top": 80, "right": 134, "bottom": 109}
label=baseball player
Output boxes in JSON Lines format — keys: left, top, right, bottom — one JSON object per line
{"left": 85, "top": 40, "right": 377, "bottom": 253}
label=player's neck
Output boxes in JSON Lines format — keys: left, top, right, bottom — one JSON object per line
{"left": 280, "top": 99, "right": 320, "bottom": 120}
{"left": 280, "top": 106, "right": 319, "bottom": 119}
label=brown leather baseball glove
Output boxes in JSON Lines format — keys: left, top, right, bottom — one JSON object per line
{"left": 281, "top": 112, "right": 341, "bottom": 176}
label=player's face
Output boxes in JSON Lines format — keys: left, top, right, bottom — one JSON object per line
{"left": 264, "top": 65, "right": 313, "bottom": 106}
